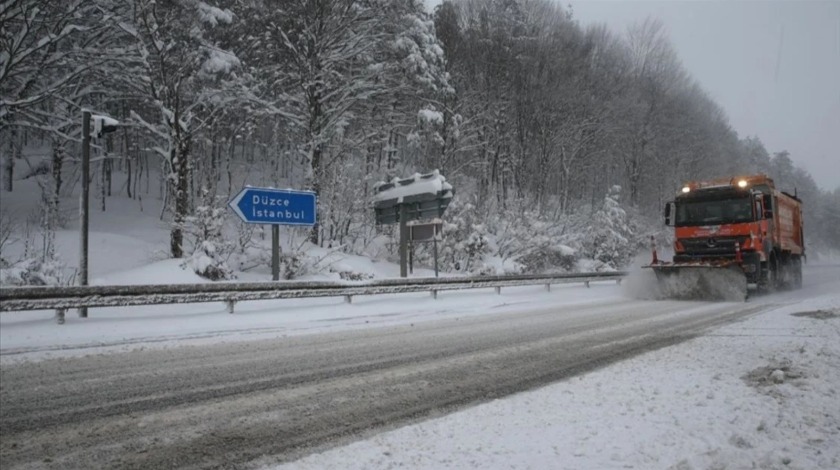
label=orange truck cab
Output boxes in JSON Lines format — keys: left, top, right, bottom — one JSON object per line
{"left": 663, "top": 174, "right": 804, "bottom": 289}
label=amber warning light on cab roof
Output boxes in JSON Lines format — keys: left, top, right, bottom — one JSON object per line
{"left": 679, "top": 174, "right": 775, "bottom": 194}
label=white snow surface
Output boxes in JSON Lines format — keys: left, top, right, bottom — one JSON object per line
{"left": 2, "top": 264, "right": 838, "bottom": 470}
{"left": 270, "top": 288, "right": 840, "bottom": 470}
{"left": 418, "top": 108, "right": 444, "bottom": 125}
{"left": 196, "top": 1, "right": 234, "bottom": 26}
{"left": 373, "top": 169, "right": 453, "bottom": 203}
{"left": 90, "top": 114, "right": 119, "bottom": 136}
{"left": 201, "top": 48, "right": 240, "bottom": 76}
{"left": 2, "top": 177, "right": 839, "bottom": 469}
{"left": 0, "top": 270, "right": 618, "bottom": 360}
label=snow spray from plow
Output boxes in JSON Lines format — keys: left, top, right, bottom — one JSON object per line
{"left": 647, "top": 265, "right": 748, "bottom": 301}
{"left": 634, "top": 234, "right": 748, "bottom": 302}
{"left": 625, "top": 266, "right": 748, "bottom": 302}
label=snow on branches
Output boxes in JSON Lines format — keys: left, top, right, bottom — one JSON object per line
{"left": 581, "top": 186, "right": 638, "bottom": 269}
{"left": 181, "top": 191, "right": 235, "bottom": 281}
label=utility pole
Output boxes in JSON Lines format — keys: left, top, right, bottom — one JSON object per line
{"left": 78, "top": 112, "right": 118, "bottom": 318}
{"left": 79, "top": 111, "right": 91, "bottom": 318}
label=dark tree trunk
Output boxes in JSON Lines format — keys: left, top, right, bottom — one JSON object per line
{"left": 307, "top": 80, "right": 323, "bottom": 246}
{"left": 309, "top": 143, "right": 321, "bottom": 245}
{"left": 170, "top": 133, "right": 191, "bottom": 258}
{"left": 49, "top": 139, "right": 64, "bottom": 229}
{"left": 127, "top": 157, "right": 133, "bottom": 199}
{"left": 51, "top": 139, "right": 63, "bottom": 198}
{"left": 4, "top": 127, "right": 17, "bottom": 192}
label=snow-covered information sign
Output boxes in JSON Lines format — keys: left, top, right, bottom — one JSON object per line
{"left": 373, "top": 170, "right": 454, "bottom": 225}
{"left": 228, "top": 187, "right": 316, "bottom": 226}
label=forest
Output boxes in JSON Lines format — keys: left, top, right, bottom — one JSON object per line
{"left": 2, "top": 0, "right": 838, "bottom": 284}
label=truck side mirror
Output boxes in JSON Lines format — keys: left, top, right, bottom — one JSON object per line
{"left": 664, "top": 201, "right": 675, "bottom": 226}
{"left": 762, "top": 194, "right": 773, "bottom": 219}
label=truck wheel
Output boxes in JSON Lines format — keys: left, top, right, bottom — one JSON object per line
{"left": 793, "top": 256, "right": 803, "bottom": 289}
{"left": 770, "top": 256, "right": 785, "bottom": 291}
{"left": 762, "top": 256, "right": 779, "bottom": 292}
{"left": 778, "top": 256, "right": 791, "bottom": 290}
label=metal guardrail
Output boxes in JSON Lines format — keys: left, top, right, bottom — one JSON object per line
{"left": 0, "top": 271, "right": 626, "bottom": 323}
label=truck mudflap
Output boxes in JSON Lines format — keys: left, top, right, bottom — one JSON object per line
{"left": 644, "top": 262, "right": 748, "bottom": 302}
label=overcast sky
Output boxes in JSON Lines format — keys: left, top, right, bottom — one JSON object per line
{"left": 426, "top": 0, "right": 840, "bottom": 191}
{"left": 568, "top": 0, "right": 840, "bottom": 191}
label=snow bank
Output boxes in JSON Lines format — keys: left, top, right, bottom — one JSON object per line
{"left": 273, "top": 289, "right": 840, "bottom": 470}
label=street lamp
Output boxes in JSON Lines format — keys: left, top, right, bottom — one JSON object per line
{"left": 78, "top": 111, "right": 118, "bottom": 319}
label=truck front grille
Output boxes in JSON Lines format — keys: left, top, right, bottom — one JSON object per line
{"left": 680, "top": 236, "right": 748, "bottom": 256}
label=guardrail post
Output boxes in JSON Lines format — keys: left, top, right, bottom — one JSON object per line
{"left": 0, "top": 271, "right": 628, "bottom": 313}
{"left": 344, "top": 295, "right": 352, "bottom": 304}
{"left": 55, "top": 309, "right": 65, "bottom": 325}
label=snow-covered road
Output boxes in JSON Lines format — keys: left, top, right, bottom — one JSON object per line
{"left": 275, "top": 267, "right": 840, "bottom": 470}
{"left": 0, "top": 294, "right": 822, "bottom": 467}
{"left": 1, "top": 266, "right": 838, "bottom": 469}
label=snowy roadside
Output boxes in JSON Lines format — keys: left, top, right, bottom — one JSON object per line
{"left": 270, "top": 291, "right": 840, "bottom": 470}
{"left": 3, "top": 263, "right": 839, "bottom": 469}
{"left": 0, "top": 280, "right": 623, "bottom": 364}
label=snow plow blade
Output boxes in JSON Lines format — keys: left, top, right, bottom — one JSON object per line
{"left": 644, "top": 264, "right": 748, "bottom": 302}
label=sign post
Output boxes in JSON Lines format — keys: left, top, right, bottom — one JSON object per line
{"left": 373, "top": 171, "right": 453, "bottom": 277}
{"left": 399, "top": 204, "right": 409, "bottom": 277}
{"left": 434, "top": 236, "right": 439, "bottom": 277}
{"left": 228, "top": 187, "right": 317, "bottom": 281}
{"left": 272, "top": 225, "right": 280, "bottom": 280}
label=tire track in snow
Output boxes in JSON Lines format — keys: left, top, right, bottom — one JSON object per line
{"left": 1, "top": 299, "right": 773, "bottom": 469}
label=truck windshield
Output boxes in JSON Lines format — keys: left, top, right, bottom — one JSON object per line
{"left": 675, "top": 197, "right": 754, "bottom": 226}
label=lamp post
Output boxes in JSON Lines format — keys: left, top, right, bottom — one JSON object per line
{"left": 78, "top": 111, "right": 118, "bottom": 318}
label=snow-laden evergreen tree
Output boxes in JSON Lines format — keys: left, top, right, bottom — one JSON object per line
{"left": 426, "top": 196, "right": 491, "bottom": 273}
{"left": 182, "top": 190, "right": 234, "bottom": 280}
{"left": 582, "top": 186, "right": 637, "bottom": 269}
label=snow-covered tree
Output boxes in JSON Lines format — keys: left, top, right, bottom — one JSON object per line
{"left": 182, "top": 189, "right": 234, "bottom": 280}
{"left": 0, "top": 0, "right": 116, "bottom": 192}
{"left": 581, "top": 186, "right": 637, "bottom": 269}
{"left": 241, "top": 0, "right": 449, "bottom": 245}
{"left": 112, "top": 0, "right": 242, "bottom": 258}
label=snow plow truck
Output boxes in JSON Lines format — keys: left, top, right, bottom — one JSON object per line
{"left": 646, "top": 174, "right": 804, "bottom": 301}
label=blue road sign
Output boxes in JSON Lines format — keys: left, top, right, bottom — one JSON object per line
{"left": 228, "top": 187, "right": 317, "bottom": 226}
